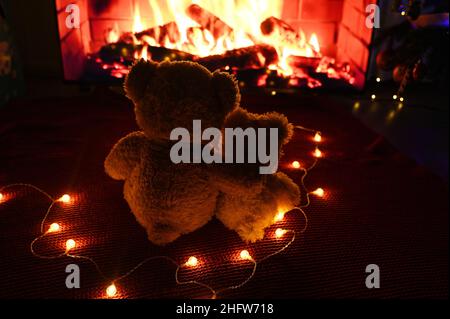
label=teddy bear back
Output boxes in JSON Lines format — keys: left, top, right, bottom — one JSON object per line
{"left": 124, "top": 60, "right": 241, "bottom": 141}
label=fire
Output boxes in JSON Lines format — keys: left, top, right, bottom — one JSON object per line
{"left": 99, "top": 0, "right": 353, "bottom": 87}
{"left": 309, "top": 33, "right": 320, "bottom": 54}
{"left": 106, "top": 22, "right": 120, "bottom": 44}
{"left": 123, "top": 0, "right": 321, "bottom": 63}
{"left": 134, "top": 45, "right": 150, "bottom": 61}
{"left": 132, "top": 2, "right": 145, "bottom": 33}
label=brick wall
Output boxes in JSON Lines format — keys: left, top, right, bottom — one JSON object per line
{"left": 336, "top": 0, "right": 376, "bottom": 89}
{"left": 282, "top": 0, "right": 376, "bottom": 89}
{"left": 282, "top": 0, "right": 344, "bottom": 57}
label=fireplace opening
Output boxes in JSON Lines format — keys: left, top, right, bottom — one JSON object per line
{"left": 56, "top": 0, "right": 375, "bottom": 90}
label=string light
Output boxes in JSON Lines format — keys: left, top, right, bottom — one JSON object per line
{"left": 271, "top": 91, "right": 277, "bottom": 96}
{"left": 240, "top": 250, "right": 252, "bottom": 261}
{"left": 65, "top": 239, "right": 76, "bottom": 251}
{"left": 2, "top": 121, "right": 323, "bottom": 299}
{"left": 401, "top": 11, "right": 406, "bottom": 16}
{"left": 376, "top": 77, "right": 381, "bottom": 82}
{"left": 275, "top": 228, "right": 287, "bottom": 238}
{"left": 313, "top": 147, "right": 323, "bottom": 158}
{"left": 58, "top": 194, "right": 71, "bottom": 203}
{"left": 313, "top": 132, "right": 322, "bottom": 142}
{"left": 399, "top": 97, "right": 404, "bottom": 102}
{"left": 393, "top": 94, "right": 398, "bottom": 100}
{"left": 48, "top": 223, "right": 60, "bottom": 233}
{"left": 2, "top": 183, "right": 305, "bottom": 299}
{"left": 106, "top": 283, "right": 117, "bottom": 297}
{"left": 291, "top": 161, "right": 301, "bottom": 169}
{"left": 185, "top": 256, "right": 199, "bottom": 267}
{"left": 371, "top": 94, "right": 376, "bottom": 101}
{"left": 311, "top": 188, "right": 325, "bottom": 197}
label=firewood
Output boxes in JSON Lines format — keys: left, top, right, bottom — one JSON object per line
{"left": 135, "top": 21, "right": 181, "bottom": 46}
{"left": 145, "top": 45, "right": 195, "bottom": 62}
{"left": 186, "top": 4, "right": 233, "bottom": 40}
{"left": 195, "top": 44, "right": 278, "bottom": 71}
{"left": 260, "top": 16, "right": 300, "bottom": 43}
{"left": 287, "top": 56, "right": 321, "bottom": 70}
{"left": 98, "top": 42, "right": 195, "bottom": 63}
{"left": 99, "top": 42, "right": 137, "bottom": 63}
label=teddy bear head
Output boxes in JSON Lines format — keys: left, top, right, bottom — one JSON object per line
{"left": 124, "top": 59, "right": 240, "bottom": 140}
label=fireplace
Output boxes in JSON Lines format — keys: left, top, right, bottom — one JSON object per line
{"left": 55, "top": 0, "right": 376, "bottom": 90}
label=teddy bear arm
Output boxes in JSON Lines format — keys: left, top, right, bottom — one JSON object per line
{"left": 104, "top": 131, "right": 148, "bottom": 180}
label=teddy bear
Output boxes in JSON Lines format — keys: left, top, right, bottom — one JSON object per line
{"left": 105, "top": 59, "right": 300, "bottom": 245}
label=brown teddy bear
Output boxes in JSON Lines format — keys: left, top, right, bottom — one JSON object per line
{"left": 105, "top": 59, "right": 299, "bottom": 245}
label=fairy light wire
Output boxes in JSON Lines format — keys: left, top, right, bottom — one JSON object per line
{"left": 0, "top": 124, "right": 324, "bottom": 299}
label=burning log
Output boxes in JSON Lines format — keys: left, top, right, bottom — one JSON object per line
{"left": 144, "top": 45, "right": 195, "bottom": 62}
{"left": 260, "top": 16, "right": 302, "bottom": 44}
{"left": 195, "top": 44, "right": 278, "bottom": 71}
{"left": 287, "top": 56, "right": 322, "bottom": 70}
{"left": 135, "top": 21, "right": 181, "bottom": 46}
{"left": 99, "top": 42, "right": 137, "bottom": 63}
{"left": 98, "top": 42, "right": 194, "bottom": 64}
{"left": 186, "top": 4, "right": 233, "bottom": 40}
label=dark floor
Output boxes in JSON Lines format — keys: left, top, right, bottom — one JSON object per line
{"left": 1, "top": 83, "right": 447, "bottom": 298}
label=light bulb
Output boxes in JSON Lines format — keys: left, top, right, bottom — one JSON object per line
{"left": 376, "top": 77, "right": 381, "bottom": 82}
{"left": 273, "top": 211, "right": 285, "bottom": 222}
{"left": 399, "top": 97, "right": 404, "bottom": 102}
{"left": 291, "top": 161, "right": 301, "bottom": 169}
{"left": 106, "top": 283, "right": 117, "bottom": 297}
{"left": 59, "top": 194, "right": 71, "bottom": 203}
{"left": 271, "top": 91, "right": 277, "bottom": 96}
{"left": 275, "top": 228, "right": 287, "bottom": 238}
{"left": 48, "top": 223, "right": 60, "bottom": 233}
{"left": 311, "top": 188, "right": 325, "bottom": 197}
{"left": 65, "top": 239, "right": 76, "bottom": 251}
{"left": 313, "top": 147, "right": 323, "bottom": 158}
{"left": 401, "top": 11, "right": 406, "bottom": 16}
{"left": 393, "top": 94, "right": 398, "bottom": 100}
{"left": 240, "top": 250, "right": 252, "bottom": 260}
{"left": 313, "top": 132, "right": 322, "bottom": 142}
{"left": 185, "top": 256, "right": 198, "bottom": 267}
{"left": 371, "top": 94, "right": 376, "bottom": 100}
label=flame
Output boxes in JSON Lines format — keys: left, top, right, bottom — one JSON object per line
{"left": 132, "top": 2, "right": 145, "bottom": 33}
{"left": 127, "top": 0, "right": 321, "bottom": 62}
{"left": 106, "top": 22, "right": 120, "bottom": 44}
{"left": 134, "top": 45, "right": 150, "bottom": 61}
{"left": 309, "top": 33, "right": 320, "bottom": 54}
{"left": 101, "top": 0, "right": 340, "bottom": 84}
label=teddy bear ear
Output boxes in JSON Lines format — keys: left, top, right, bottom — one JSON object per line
{"left": 124, "top": 59, "right": 158, "bottom": 103}
{"left": 212, "top": 70, "right": 241, "bottom": 114}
